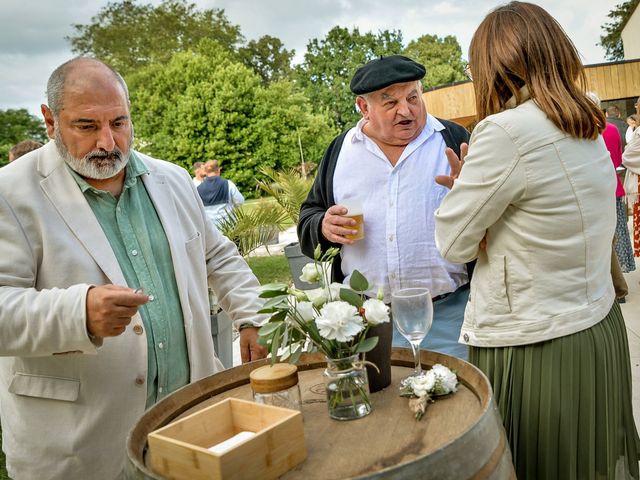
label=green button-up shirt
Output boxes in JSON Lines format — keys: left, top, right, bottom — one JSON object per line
{"left": 69, "top": 153, "right": 190, "bottom": 408}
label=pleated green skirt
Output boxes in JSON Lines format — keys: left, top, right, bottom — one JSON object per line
{"left": 470, "top": 302, "right": 640, "bottom": 479}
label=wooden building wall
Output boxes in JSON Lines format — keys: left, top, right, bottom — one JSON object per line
{"left": 423, "top": 59, "right": 640, "bottom": 127}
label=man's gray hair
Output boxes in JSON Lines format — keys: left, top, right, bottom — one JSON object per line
{"left": 46, "top": 57, "right": 130, "bottom": 117}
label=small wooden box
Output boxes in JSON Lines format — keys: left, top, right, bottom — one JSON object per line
{"left": 147, "top": 398, "right": 306, "bottom": 480}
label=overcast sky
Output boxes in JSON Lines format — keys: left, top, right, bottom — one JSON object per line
{"left": 0, "top": 0, "right": 620, "bottom": 119}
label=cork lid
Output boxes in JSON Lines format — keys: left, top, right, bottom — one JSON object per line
{"left": 249, "top": 363, "right": 299, "bottom": 393}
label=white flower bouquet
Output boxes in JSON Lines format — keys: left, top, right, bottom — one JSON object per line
{"left": 257, "top": 246, "right": 390, "bottom": 418}
{"left": 399, "top": 364, "right": 458, "bottom": 421}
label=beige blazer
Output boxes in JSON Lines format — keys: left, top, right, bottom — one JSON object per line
{"left": 0, "top": 142, "right": 265, "bottom": 479}
{"left": 435, "top": 99, "right": 616, "bottom": 347}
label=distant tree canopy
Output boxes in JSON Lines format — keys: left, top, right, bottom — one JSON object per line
{"left": 0, "top": 109, "right": 47, "bottom": 167}
{"left": 67, "top": 0, "right": 244, "bottom": 77}
{"left": 65, "top": 0, "right": 468, "bottom": 182}
{"left": 600, "top": 0, "right": 640, "bottom": 61}
{"left": 128, "top": 40, "right": 337, "bottom": 197}
{"left": 403, "top": 35, "right": 466, "bottom": 88}
{"left": 295, "top": 26, "right": 404, "bottom": 130}
{"left": 238, "top": 35, "right": 295, "bottom": 85}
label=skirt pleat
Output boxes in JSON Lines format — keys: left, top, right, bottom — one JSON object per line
{"left": 470, "top": 302, "right": 640, "bottom": 479}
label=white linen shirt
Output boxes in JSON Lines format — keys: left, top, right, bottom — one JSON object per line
{"left": 333, "top": 114, "right": 468, "bottom": 302}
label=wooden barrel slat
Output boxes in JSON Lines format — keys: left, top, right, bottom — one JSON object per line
{"left": 126, "top": 348, "right": 514, "bottom": 480}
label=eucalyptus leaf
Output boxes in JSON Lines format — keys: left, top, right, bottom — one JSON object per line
{"left": 349, "top": 270, "right": 369, "bottom": 292}
{"left": 289, "top": 346, "right": 303, "bottom": 364}
{"left": 262, "top": 295, "right": 288, "bottom": 309}
{"left": 356, "top": 336, "right": 378, "bottom": 353}
{"left": 340, "top": 288, "right": 363, "bottom": 308}
{"left": 258, "top": 321, "right": 283, "bottom": 336}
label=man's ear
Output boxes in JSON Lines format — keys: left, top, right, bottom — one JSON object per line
{"left": 356, "top": 96, "right": 369, "bottom": 119}
{"left": 41, "top": 105, "right": 56, "bottom": 139}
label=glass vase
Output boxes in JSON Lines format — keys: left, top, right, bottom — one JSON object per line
{"left": 324, "top": 354, "right": 372, "bottom": 420}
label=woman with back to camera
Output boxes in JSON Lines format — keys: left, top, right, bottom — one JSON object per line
{"left": 435, "top": 2, "right": 640, "bottom": 478}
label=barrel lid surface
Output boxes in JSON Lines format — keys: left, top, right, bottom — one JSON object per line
{"left": 249, "top": 363, "right": 299, "bottom": 393}
{"left": 127, "top": 349, "right": 511, "bottom": 480}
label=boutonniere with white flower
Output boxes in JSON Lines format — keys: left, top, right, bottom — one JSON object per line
{"left": 399, "top": 364, "right": 458, "bottom": 420}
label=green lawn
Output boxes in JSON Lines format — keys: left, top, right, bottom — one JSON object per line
{"left": 246, "top": 254, "right": 292, "bottom": 285}
{"left": 1, "top": 432, "right": 6, "bottom": 480}
{"left": 0, "top": 254, "right": 291, "bottom": 478}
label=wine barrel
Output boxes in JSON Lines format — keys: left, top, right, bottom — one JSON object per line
{"left": 126, "top": 348, "right": 514, "bottom": 479}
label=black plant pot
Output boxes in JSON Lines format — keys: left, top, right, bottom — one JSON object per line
{"left": 364, "top": 321, "right": 392, "bottom": 392}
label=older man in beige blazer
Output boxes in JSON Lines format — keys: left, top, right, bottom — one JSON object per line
{"left": 0, "top": 58, "right": 267, "bottom": 479}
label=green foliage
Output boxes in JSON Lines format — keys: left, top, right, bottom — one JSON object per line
{"left": 67, "top": 0, "right": 243, "bottom": 76}
{"left": 246, "top": 255, "right": 292, "bottom": 285}
{"left": 128, "top": 39, "right": 336, "bottom": 196}
{"left": 255, "top": 167, "right": 314, "bottom": 225}
{"left": 600, "top": 0, "right": 640, "bottom": 61}
{"left": 216, "top": 201, "right": 289, "bottom": 257}
{"left": 238, "top": 35, "right": 294, "bottom": 85}
{"left": 0, "top": 108, "right": 47, "bottom": 167}
{"left": 402, "top": 35, "right": 466, "bottom": 88}
{"left": 295, "top": 26, "right": 404, "bottom": 130}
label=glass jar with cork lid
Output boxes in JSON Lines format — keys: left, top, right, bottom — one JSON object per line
{"left": 249, "top": 363, "right": 302, "bottom": 411}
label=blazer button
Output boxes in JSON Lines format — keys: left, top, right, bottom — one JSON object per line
{"left": 135, "top": 376, "right": 145, "bottom": 386}
{"left": 463, "top": 333, "right": 469, "bottom": 343}
{"left": 133, "top": 324, "right": 143, "bottom": 335}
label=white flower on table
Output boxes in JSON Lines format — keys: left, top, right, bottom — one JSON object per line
{"left": 429, "top": 364, "right": 458, "bottom": 395}
{"left": 409, "top": 374, "right": 436, "bottom": 397}
{"left": 300, "top": 262, "right": 322, "bottom": 284}
{"left": 361, "top": 299, "right": 390, "bottom": 325}
{"left": 316, "top": 301, "right": 364, "bottom": 342}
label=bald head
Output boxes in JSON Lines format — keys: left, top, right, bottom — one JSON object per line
{"left": 46, "top": 57, "right": 130, "bottom": 118}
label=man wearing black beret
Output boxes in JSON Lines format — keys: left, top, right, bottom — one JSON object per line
{"left": 298, "top": 55, "right": 471, "bottom": 367}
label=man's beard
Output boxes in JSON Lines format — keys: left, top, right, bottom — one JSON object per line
{"left": 54, "top": 128, "right": 132, "bottom": 180}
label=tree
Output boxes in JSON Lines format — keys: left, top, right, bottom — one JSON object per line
{"left": 67, "top": 0, "right": 243, "bottom": 76}
{"left": 238, "top": 35, "right": 295, "bottom": 85}
{"left": 600, "top": 0, "right": 640, "bottom": 61}
{"left": 0, "top": 109, "right": 47, "bottom": 167}
{"left": 402, "top": 35, "right": 466, "bottom": 88}
{"left": 127, "top": 40, "right": 336, "bottom": 196}
{"left": 295, "top": 27, "right": 404, "bottom": 130}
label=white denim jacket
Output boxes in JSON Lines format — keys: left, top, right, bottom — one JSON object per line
{"left": 435, "top": 94, "right": 616, "bottom": 347}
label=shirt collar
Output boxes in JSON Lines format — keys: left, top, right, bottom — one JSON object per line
{"left": 68, "top": 150, "right": 148, "bottom": 193}
{"left": 351, "top": 113, "right": 444, "bottom": 145}
{"left": 504, "top": 85, "right": 531, "bottom": 110}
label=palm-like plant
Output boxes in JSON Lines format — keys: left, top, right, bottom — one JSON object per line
{"left": 216, "top": 201, "right": 289, "bottom": 257}
{"left": 255, "top": 167, "right": 314, "bottom": 225}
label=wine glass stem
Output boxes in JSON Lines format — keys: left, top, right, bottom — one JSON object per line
{"left": 410, "top": 341, "right": 422, "bottom": 376}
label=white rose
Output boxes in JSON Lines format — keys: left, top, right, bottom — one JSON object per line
{"left": 305, "top": 287, "right": 328, "bottom": 307}
{"left": 294, "top": 301, "right": 316, "bottom": 322}
{"left": 430, "top": 364, "right": 458, "bottom": 395}
{"left": 362, "top": 298, "right": 390, "bottom": 325}
{"left": 411, "top": 374, "right": 435, "bottom": 397}
{"left": 299, "top": 262, "right": 321, "bottom": 284}
{"left": 315, "top": 301, "right": 364, "bottom": 342}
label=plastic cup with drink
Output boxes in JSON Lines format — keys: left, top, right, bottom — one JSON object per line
{"left": 341, "top": 198, "right": 365, "bottom": 241}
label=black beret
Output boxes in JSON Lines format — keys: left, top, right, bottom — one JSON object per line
{"left": 350, "top": 55, "right": 426, "bottom": 95}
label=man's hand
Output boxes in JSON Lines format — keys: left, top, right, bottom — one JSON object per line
{"left": 435, "top": 143, "right": 468, "bottom": 189}
{"left": 239, "top": 327, "right": 268, "bottom": 363}
{"left": 321, "top": 204, "right": 358, "bottom": 244}
{"left": 86, "top": 285, "right": 149, "bottom": 338}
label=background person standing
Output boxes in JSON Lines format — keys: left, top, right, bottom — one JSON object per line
{"left": 197, "top": 159, "right": 244, "bottom": 228}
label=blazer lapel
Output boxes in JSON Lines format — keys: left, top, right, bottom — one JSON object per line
{"left": 38, "top": 143, "right": 126, "bottom": 286}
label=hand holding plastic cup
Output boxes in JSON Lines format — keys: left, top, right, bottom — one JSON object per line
{"left": 341, "top": 198, "right": 365, "bottom": 241}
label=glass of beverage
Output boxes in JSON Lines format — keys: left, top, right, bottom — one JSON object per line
{"left": 391, "top": 287, "right": 433, "bottom": 380}
{"left": 341, "top": 198, "right": 364, "bottom": 241}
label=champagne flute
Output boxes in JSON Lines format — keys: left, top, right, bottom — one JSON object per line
{"left": 391, "top": 287, "right": 433, "bottom": 380}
